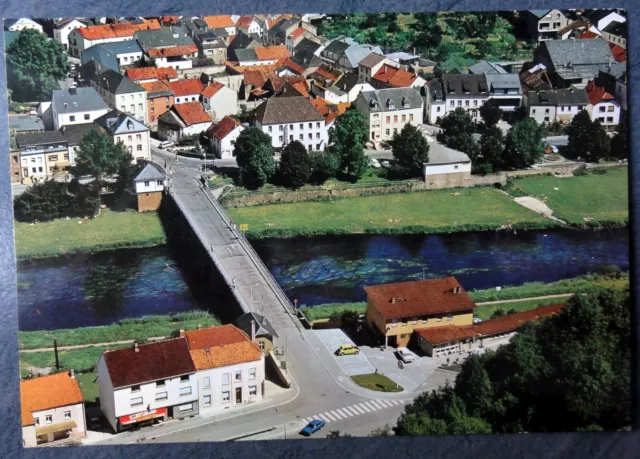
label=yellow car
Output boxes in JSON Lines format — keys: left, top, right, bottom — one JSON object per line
{"left": 336, "top": 344, "right": 360, "bottom": 356}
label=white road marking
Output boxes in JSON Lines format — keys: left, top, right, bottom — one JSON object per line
{"left": 329, "top": 410, "right": 345, "bottom": 420}
{"left": 323, "top": 412, "right": 338, "bottom": 421}
{"left": 363, "top": 401, "right": 377, "bottom": 411}
{"left": 350, "top": 405, "right": 366, "bottom": 415}
{"left": 335, "top": 408, "right": 351, "bottom": 418}
{"left": 317, "top": 414, "right": 331, "bottom": 423}
{"left": 358, "top": 403, "right": 372, "bottom": 413}
{"left": 344, "top": 406, "right": 360, "bottom": 416}
{"left": 389, "top": 400, "right": 400, "bottom": 406}
{"left": 369, "top": 400, "right": 385, "bottom": 409}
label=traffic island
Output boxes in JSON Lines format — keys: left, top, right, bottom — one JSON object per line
{"left": 350, "top": 373, "right": 404, "bottom": 392}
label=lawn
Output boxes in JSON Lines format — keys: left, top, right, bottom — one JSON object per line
{"left": 474, "top": 297, "right": 572, "bottom": 321}
{"left": 14, "top": 209, "right": 167, "bottom": 259}
{"left": 77, "top": 372, "right": 99, "bottom": 404}
{"left": 351, "top": 373, "right": 403, "bottom": 392}
{"left": 300, "top": 302, "right": 367, "bottom": 322}
{"left": 228, "top": 187, "right": 551, "bottom": 239}
{"left": 510, "top": 167, "right": 629, "bottom": 226}
{"left": 18, "top": 311, "right": 219, "bottom": 350}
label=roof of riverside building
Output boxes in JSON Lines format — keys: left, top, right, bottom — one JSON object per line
{"left": 20, "top": 372, "right": 85, "bottom": 426}
{"left": 254, "top": 95, "right": 324, "bottom": 125}
{"left": 52, "top": 87, "right": 109, "bottom": 114}
{"left": 183, "top": 324, "right": 262, "bottom": 370}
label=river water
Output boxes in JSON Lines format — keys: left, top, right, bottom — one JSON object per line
{"left": 17, "top": 228, "right": 629, "bottom": 331}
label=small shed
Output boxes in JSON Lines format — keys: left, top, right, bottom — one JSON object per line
{"left": 133, "top": 163, "right": 166, "bottom": 212}
{"left": 236, "top": 312, "right": 279, "bottom": 354}
{"left": 422, "top": 143, "right": 472, "bottom": 189}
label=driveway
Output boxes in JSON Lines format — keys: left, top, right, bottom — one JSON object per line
{"left": 361, "top": 346, "right": 439, "bottom": 392}
{"left": 314, "top": 329, "right": 375, "bottom": 376}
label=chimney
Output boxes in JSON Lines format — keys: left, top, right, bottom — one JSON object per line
{"left": 390, "top": 297, "right": 396, "bottom": 304}
{"left": 134, "top": 342, "right": 139, "bottom": 352}
{"left": 69, "top": 369, "right": 75, "bottom": 379}
{"left": 197, "top": 324, "right": 202, "bottom": 330}
{"left": 179, "top": 329, "right": 185, "bottom": 337}
{"left": 251, "top": 319, "right": 256, "bottom": 342}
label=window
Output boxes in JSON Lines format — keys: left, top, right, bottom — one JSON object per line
{"left": 45, "top": 415, "right": 53, "bottom": 424}
{"left": 454, "top": 165, "right": 459, "bottom": 169}
{"left": 128, "top": 135, "right": 133, "bottom": 142}
{"left": 268, "top": 126, "right": 272, "bottom": 132}
{"left": 391, "top": 319, "right": 397, "bottom": 327}
{"left": 130, "top": 94, "right": 134, "bottom": 100}
{"left": 203, "top": 377, "right": 211, "bottom": 389}
{"left": 436, "top": 317, "right": 442, "bottom": 322}
{"left": 249, "top": 386, "right": 257, "bottom": 396}
{"left": 222, "top": 373, "right": 230, "bottom": 385}
{"left": 409, "top": 114, "right": 414, "bottom": 122}
{"left": 131, "top": 397, "right": 143, "bottom": 407}
{"left": 69, "top": 115, "right": 75, "bottom": 122}
{"left": 598, "top": 117, "right": 605, "bottom": 123}
{"left": 179, "top": 403, "right": 193, "bottom": 412}
{"left": 393, "top": 115, "right": 398, "bottom": 122}
{"left": 299, "top": 134, "right": 303, "bottom": 140}
{"left": 137, "top": 145, "right": 142, "bottom": 151}
{"left": 156, "top": 380, "right": 166, "bottom": 387}
{"left": 222, "top": 391, "right": 230, "bottom": 403}
{"left": 165, "top": 97, "right": 169, "bottom": 102}
{"left": 289, "top": 135, "right": 294, "bottom": 141}
{"left": 465, "top": 100, "right": 469, "bottom": 106}
{"left": 401, "top": 319, "right": 407, "bottom": 326}
{"left": 131, "top": 385, "right": 141, "bottom": 393}
{"left": 436, "top": 107, "right": 441, "bottom": 112}
{"left": 480, "top": 101, "right": 485, "bottom": 105}
{"left": 607, "top": 106, "right": 615, "bottom": 112}
{"left": 385, "top": 129, "right": 390, "bottom": 136}
{"left": 31, "top": 158, "right": 36, "bottom": 163}
{"left": 49, "top": 155, "right": 58, "bottom": 161}
{"left": 278, "top": 136, "right": 283, "bottom": 142}
{"left": 449, "top": 101, "right": 454, "bottom": 107}
{"left": 144, "top": 181, "right": 150, "bottom": 187}
{"left": 32, "top": 167, "right": 36, "bottom": 173}
{"left": 532, "top": 109, "right": 536, "bottom": 114}
{"left": 316, "top": 122, "right": 320, "bottom": 128}
{"left": 316, "top": 143, "right": 321, "bottom": 149}
{"left": 235, "top": 371, "right": 242, "bottom": 382}
{"left": 606, "top": 117, "right": 613, "bottom": 123}
{"left": 308, "top": 123, "right": 312, "bottom": 129}
{"left": 180, "top": 375, "right": 190, "bottom": 383}
{"left": 84, "top": 113, "right": 90, "bottom": 121}
{"left": 38, "top": 167, "right": 43, "bottom": 172}
{"left": 279, "top": 125, "right": 284, "bottom": 131}
{"left": 34, "top": 417, "right": 40, "bottom": 426}
{"left": 138, "top": 103, "right": 143, "bottom": 110}
{"left": 204, "top": 395, "right": 211, "bottom": 407}
{"left": 599, "top": 106, "right": 606, "bottom": 112}
{"left": 259, "top": 341, "right": 265, "bottom": 350}
{"left": 138, "top": 93, "right": 142, "bottom": 100}
{"left": 308, "top": 133, "right": 312, "bottom": 139}
{"left": 179, "top": 386, "right": 192, "bottom": 396}
{"left": 457, "top": 101, "right": 462, "bottom": 106}
{"left": 544, "top": 117, "right": 550, "bottom": 122}
{"left": 412, "top": 318, "right": 417, "bottom": 324}
{"left": 130, "top": 105, "right": 135, "bottom": 112}
{"left": 447, "top": 314, "right": 453, "bottom": 321}
{"left": 386, "top": 116, "right": 390, "bottom": 123}
{"left": 402, "top": 114, "right": 406, "bottom": 122}
{"left": 249, "top": 368, "right": 256, "bottom": 380}
{"left": 422, "top": 318, "right": 428, "bottom": 324}
{"left": 64, "top": 410, "right": 71, "bottom": 419}
{"left": 156, "top": 392, "right": 168, "bottom": 401}
{"left": 544, "top": 108, "right": 550, "bottom": 114}
{"left": 157, "top": 180, "right": 164, "bottom": 186}
{"left": 393, "top": 128, "right": 398, "bottom": 134}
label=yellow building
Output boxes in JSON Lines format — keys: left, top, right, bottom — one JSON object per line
{"left": 364, "top": 276, "right": 476, "bottom": 348}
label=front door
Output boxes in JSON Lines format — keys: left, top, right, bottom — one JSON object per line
{"left": 235, "top": 387, "right": 242, "bottom": 404}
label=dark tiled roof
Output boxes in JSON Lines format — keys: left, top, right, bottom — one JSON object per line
{"left": 254, "top": 95, "right": 324, "bottom": 124}
{"left": 60, "top": 123, "right": 98, "bottom": 145}
{"left": 8, "top": 115, "right": 44, "bottom": 132}
{"left": 364, "top": 277, "right": 476, "bottom": 320}
{"left": 527, "top": 88, "right": 589, "bottom": 106}
{"left": 442, "top": 74, "right": 488, "bottom": 96}
{"left": 235, "top": 48, "right": 258, "bottom": 62}
{"left": 353, "top": 87, "right": 424, "bottom": 115}
{"left": 135, "top": 162, "right": 165, "bottom": 181}
{"left": 602, "top": 21, "right": 626, "bottom": 36}
{"left": 542, "top": 38, "right": 613, "bottom": 66}
{"left": 52, "top": 87, "right": 109, "bottom": 114}
{"left": 236, "top": 312, "right": 279, "bottom": 338}
{"left": 102, "top": 338, "right": 196, "bottom": 388}
{"left": 16, "top": 131, "right": 67, "bottom": 148}
{"left": 95, "top": 69, "right": 144, "bottom": 95}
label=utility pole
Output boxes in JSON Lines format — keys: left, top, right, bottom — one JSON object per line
{"left": 422, "top": 267, "right": 427, "bottom": 280}
{"left": 53, "top": 339, "right": 60, "bottom": 370}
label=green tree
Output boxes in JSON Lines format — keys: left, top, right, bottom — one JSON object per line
{"left": 308, "top": 150, "right": 341, "bottom": 185}
{"left": 503, "top": 118, "right": 547, "bottom": 169}
{"left": 277, "top": 141, "right": 311, "bottom": 189}
{"left": 565, "top": 110, "right": 610, "bottom": 162}
{"left": 506, "top": 308, "right": 518, "bottom": 315}
{"left": 71, "top": 130, "right": 134, "bottom": 203}
{"left": 236, "top": 105, "right": 255, "bottom": 124}
{"left": 6, "top": 29, "right": 70, "bottom": 102}
{"left": 437, "top": 108, "right": 479, "bottom": 156}
{"left": 326, "top": 107, "right": 370, "bottom": 179}
{"left": 609, "top": 122, "right": 628, "bottom": 160}
{"left": 391, "top": 124, "right": 430, "bottom": 178}
{"left": 368, "top": 425, "right": 392, "bottom": 436}
{"left": 490, "top": 308, "right": 506, "bottom": 319}
{"left": 475, "top": 126, "right": 505, "bottom": 174}
{"left": 233, "top": 127, "right": 276, "bottom": 190}
{"left": 326, "top": 430, "right": 353, "bottom": 438}
{"left": 13, "top": 181, "right": 99, "bottom": 222}
{"left": 455, "top": 355, "right": 494, "bottom": 419}
{"left": 479, "top": 102, "right": 504, "bottom": 129}
{"left": 448, "top": 415, "right": 493, "bottom": 435}
{"left": 131, "top": 54, "right": 157, "bottom": 68}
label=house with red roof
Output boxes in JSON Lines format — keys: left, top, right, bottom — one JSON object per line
{"left": 139, "top": 80, "right": 174, "bottom": 124}
{"left": 68, "top": 20, "right": 161, "bottom": 58}
{"left": 158, "top": 102, "right": 213, "bottom": 142}
{"left": 235, "top": 15, "right": 263, "bottom": 37}
{"left": 126, "top": 66, "right": 179, "bottom": 84}
{"left": 97, "top": 339, "right": 199, "bottom": 432}
{"left": 208, "top": 116, "right": 245, "bottom": 158}
{"left": 585, "top": 79, "right": 620, "bottom": 127}
{"left": 21, "top": 371, "right": 86, "bottom": 447}
{"left": 167, "top": 79, "right": 204, "bottom": 104}
{"left": 148, "top": 44, "right": 199, "bottom": 70}
{"left": 181, "top": 325, "right": 265, "bottom": 415}
{"left": 200, "top": 81, "right": 238, "bottom": 120}
{"left": 203, "top": 15, "right": 237, "bottom": 35}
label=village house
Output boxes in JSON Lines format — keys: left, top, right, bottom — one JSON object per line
{"left": 266, "top": 16, "right": 300, "bottom": 46}
{"left": 181, "top": 324, "right": 266, "bottom": 415}
{"left": 585, "top": 79, "right": 621, "bottom": 128}
{"left": 235, "top": 15, "right": 266, "bottom": 38}
{"left": 200, "top": 81, "right": 238, "bottom": 120}
{"left": 364, "top": 277, "right": 476, "bottom": 348}
{"left": 290, "top": 38, "right": 323, "bottom": 71}
{"left": 353, "top": 87, "right": 424, "bottom": 142}
{"left": 596, "top": 69, "right": 627, "bottom": 112}
{"left": 526, "top": 87, "right": 589, "bottom": 124}
{"left": 51, "top": 87, "right": 110, "bottom": 131}
{"left": 4, "top": 18, "right": 43, "bottom": 33}
{"left": 92, "top": 69, "right": 148, "bottom": 124}
{"left": 125, "top": 66, "right": 179, "bottom": 84}
{"left": 524, "top": 9, "right": 571, "bottom": 43}
{"left": 20, "top": 371, "right": 86, "bottom": 447}
{"left": 310, "top": 98, "right": 351, "bottom": 131}
{"left": 168, "top": 78, "right": 205, "bottom": 104}
{"left": 422, "top": 143, "right": 472, "bottom": 190}
{"left": 424, "top": 79, "right": 446, "bottom": 125}
{"left": 227, "top": 31, "right": 262, "bottom": 61}
{"left": 203, "top": 15, "right": 237, "bottom": 35}
{"left": 9, "top": 137, "right": 21, "bottom": 183}
{"left": 236, "top": 312, "right": 279, "bottom": 354}
{"left": 134, "top": 26, "right": 194, "bottom": 52}
{"left": 15, "top": 131, "right": 69, "bottom": 183}
{"left": 193, "top": 32, "right": 227, "bottom": 63}
{"left": 94, "top": 109, "right": 151, "bottom": 163}
{"left": 53, "top": 18, "right": 90, "bottom": 51}
{"left": 440, "top": 74, "right": 489, "bottom": 122}
{"left": 208, "top": 116, "right": 244, "bottom": 159}
{"left": 139, "top": 80, "right": 174, "bottom": 125}
{"left": 254, "top": 95, "right": 328, "bottom": 151}
{"left": 285, "top": 25, "right": 321, "bottom": 54}
{"left": 600, "top": 21, "right": 626, "bottom": 49}
{"left": 417, "top": 303, "right": 566, "bottom": 357}
{"left": 484, "top": 73, "right": 524, "bottom": 112}
{"left": 234, "top": 45, "right": 291, "bottom": 66}
{"left": 81, "top": 41, "right": 144, "bottom": 73}
{"left": 68, "top": 20, "right": 161, "bottom": 58}
{"left": 8, "top": 114, "right": 45, "bottom": 134}
{"left": 148, "top": 44, "right": 199, "bottom": 70}
{"left": 158, "top": 102, "right": 212, "bottom": 143}
{"left": 582, "top": 9, "right": 626, "bottom": 34}
{"left": 310, "top": 72, "right": 374, "bottom": 104}
{"left": 97, "top": 339, "right": 199, "bottom": 433}
{"left": 133, "top": 162, "right": 166, "bottom": 212}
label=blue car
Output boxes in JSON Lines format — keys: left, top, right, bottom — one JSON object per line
{"left": 300, "top": 419, "right": 326, "bottom": 436}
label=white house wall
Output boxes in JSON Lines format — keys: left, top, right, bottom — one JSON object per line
{"left": 205, "top": 88, "right": 238, "bottom": 121}
{"left": 424, "top": 162, "right": 471, "bottom": 175}
{"left": 135, "top": 178, "right": 165, "bottom": 194}
{"left": 588, "top": 101, "right": 621, "bottom": 126}
{"left": 258, "top": 120, "right": 328, "bottom": 151}
{"left": 114, "top": 130, "right": 151, "bottom": 163}
{"left": 54, "top": 20, "right": 86, "bottom": 51}
{"left": 97, "top": 356, "right": 117, "bottom": 432}
{"left": 54, "top": 108, "right": 109, "bottom": 130}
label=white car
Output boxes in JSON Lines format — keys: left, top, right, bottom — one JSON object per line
{"left": 158, "top": 140, "right": 174, "bottom": 149}
{"left": 370, "top": 158, "right": 381, "bottom": 168}
{"left": 397, "top": 347, "right": 415, "bottom": 363}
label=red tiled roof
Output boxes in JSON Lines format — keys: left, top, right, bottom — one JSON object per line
{"left": 139, "top": 80, "right": 173, "bottom": 96}
{"left": 161, "top": 16, "right": 181, "bottom": 25}
{"left": 578, "top": 31, "right": 600, "bottom": 39}
{"left": 416, "top": 303, "right": 566, "bottom": 345}
{"left": 20, "top": 372, "right": 84, "bottom": 426}
{"left": 184, "top": 324, "right": 262, "bottom": 370}
{"left": 609, "top": 43, "right": 627, "bottom": 62}
{"left": 148, "top": 44, "right": 198, "bottom": 58}
{"left": 201, "top": 81, "right": 226, "bottom": 98}
{"left": 254, "top": 45, "right": 290, "bottom": 61}
{"left": 312, "top": 66, "right": 341, "bottom": 82}
{"left": 209, "top": 115, "right": 241, "bottom": 140}
{"left": 204, "top": 15, "right": 235, "bottom": 29}
{"left": 102, "top": 338, "right": 196, "bottom": 389}
{"left": 585, "top": 80, "right": 615, "bottom": 105}
{"left": 288, "top": 27, "right": 306, "bottom": 40}
{"left": 168, "top": 78, "right": 205, "bottom": 97}
{"left": 173, "top": 101, "right": 212, "bottom": 126}
{"left": 76, "top": 21, "right": 160, "bottom": 40}
{"left": 278, "top": 58, "right": 305, "bottom": 75}
{"left": 236, "top": 16, "right": 255, "bottom": 30}
{"left": 126, "top": 66, "right": 178, "bottom": 82}
{"left": 364, "top": 277, "right": 476, "bottom": 320}
{"left": 373, "top": 65, "right": 417, "bottom": 87}
{"left": 243, "top": 69, "right": 269, "bottom": 88}
{"left": 311, "top": 98, "right": 351, "bottom": 124}
{"left": 290, "top": 81, "right": 310, "bottom": 98}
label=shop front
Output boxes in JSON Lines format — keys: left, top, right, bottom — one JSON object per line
{"left": 117, "top": 407, "right": 168, "bottom": 431}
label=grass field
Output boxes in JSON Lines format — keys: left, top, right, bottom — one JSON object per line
{"left": 351, "top": 373, "right": 403, "bottom": 392}
{"left": 18, "top": 311, "right": 219, "bottom": 350}
{"left": 14, "top": 210, "right": 167, "bottom": 260}
{"left": 77, "top": 372, "right": 99, "bottom": 403}
{"left": 510, "top": 167, "right": 629, "bottom": 226}
{"left": 228, "top": 187, "right": 551, "bottom": 239}
{"left": 300, "top": 302, "right": 367, "bottom": 322}
{"left": 474, "top": 297, "right": 572, "bottom": 321}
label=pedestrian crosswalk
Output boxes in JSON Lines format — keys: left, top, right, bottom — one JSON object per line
{"left": 300, "top": 399, "right": 408, "bottom": 424}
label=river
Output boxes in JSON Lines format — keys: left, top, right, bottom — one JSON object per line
{"left": 17, "top": 228, "right": 629, "bottom": 331}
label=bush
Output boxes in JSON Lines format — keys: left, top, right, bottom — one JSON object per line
{"left": 592, "top": 168, "right": 607, "bottom": 175}
{"left": 13, "top": 181, "right": 99, "bottom": 223}
{"left": 387, "top": 165, "right": 412, "bottom": 180}
{"left": 598, "top": 265, "right": 622, "bottom": 279}
{"left": 490, "top": 308, "right": 506, "bottom": 319}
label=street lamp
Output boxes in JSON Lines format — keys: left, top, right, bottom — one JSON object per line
{"left": 276, "top": 408, "right": 286, "bottom": 440}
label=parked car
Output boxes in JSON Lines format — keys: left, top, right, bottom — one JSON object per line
{"left": 396, "top": 347, "right": 414, "bottom": 363}
{"left": 370, "top": 158, "right": 381, "bottom": 168}
{"left": 381, "top": 160, "right": 391, "bottom": 169}
{"left": 473, "top": 318, "right": 483, "bottom": 324}
{"left": 159, "top": 140, "right": 174, "bottom": 149}
{"left": 300, "top": 419, "right": 326, "bottom": 436}
{"left": 336, "top": 344, "right": 360, "bottom": 356}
